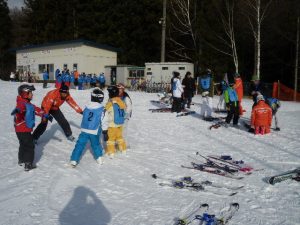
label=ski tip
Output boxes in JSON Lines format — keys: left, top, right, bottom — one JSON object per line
{"left": 229, "top": 192, "right": 238, "bottom": 196}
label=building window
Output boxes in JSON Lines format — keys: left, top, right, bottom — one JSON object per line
{"left": 162, "top": 67, "right": 168, "bottom": 70}
{"left": 73, "top": 63, "right": 78, "bottom": 71}
{"left": 137, "top": 70, "right": 144, "bottom": 77}
{"left": 63, "top": 64, "right": 68, "bottom": 70}
{"left": 146, "top": 72, "right": 152, "bottom": 75}
{"left": 147, "top": 68, "right": 151, "bottom": 71}
{"left": 129, "top": 69, "right": 145, "bottom": 78}
{"left": 38, "top": 64, "right": 46, "bottom": 73}
{"left": 179, "top": 67, "right": 185, "bottom": 70}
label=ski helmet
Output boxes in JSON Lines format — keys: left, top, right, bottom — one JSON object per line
{"left": 18, "top": 84, "right": 35, "bottom": 99}
{"left": 59, "top": 83, "right": 69, "bottom": 93}
{"left": 91, "top": 87, "right": 104, "bottom": 103}
{"left": 107, "top": 85, "right": 119, "bottom": 98}
{"left": 256, "top": 94, "right": 264, "bottom": 102}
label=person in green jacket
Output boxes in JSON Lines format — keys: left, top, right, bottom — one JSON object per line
{"left": 224, "top": 82, "right": 239, "bottom": 126}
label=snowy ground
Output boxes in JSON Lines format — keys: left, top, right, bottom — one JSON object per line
{"left": 0, "top": 80, "right": 299, "bottom": 225}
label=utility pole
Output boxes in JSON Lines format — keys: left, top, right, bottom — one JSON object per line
{"left": 294, "top": 16, "right": 299, "bottom": 101}
{"left": 160, "top": 0, "right": 167, "bottom": 62}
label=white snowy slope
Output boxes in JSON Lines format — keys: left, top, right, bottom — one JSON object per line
{"left": 0, "top": 80, "right": 300, "bottom": 225}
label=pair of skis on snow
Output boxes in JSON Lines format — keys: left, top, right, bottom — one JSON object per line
{"left": 152, "top": 174, "right": 243, "bottom": 196}
{"left": 149, "top": 107, "right": 196, "bottom": 117}
{"left": 174, "top": 202, "right": 239, "bottom": 225}
{"left": 181, "top": 153, "right": 254, "bottom": 180}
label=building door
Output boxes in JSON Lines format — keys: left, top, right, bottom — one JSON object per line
{"left": 110, "top": 67, "right": 116, "bottom": 85}
{"left": 47, "top": 64, "right": 54, "bottom": 80}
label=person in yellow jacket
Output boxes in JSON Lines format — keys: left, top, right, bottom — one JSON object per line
{"left": 102, "top": 85, "right": 127, "bottom": 158}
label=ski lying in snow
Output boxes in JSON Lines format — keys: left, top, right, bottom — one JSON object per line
{"left": 158, "top": 181, "right": 237, "bottom": 196}
{"left": 149, "top": 108, "right": 171, "bottom": 113}
{"left": 176, "top": 111, "right": 196, "bottom": 117}
{"left": 181, "top": 163, "right": 244, "bottom": 180}
{"left": 150, "top": 100, "right": 171, "bottom": 106}
{"left": 215, "top": 202, "right": 240, "bottom": 225}
{"left": 265, "top": 167, "right": 300, "bottom": 185}
{"left": 152, "top": 174, "right": 244, "bottom": 191}
{"left": 174, "top": 203, "right": 209, "bottom": 225}
{"left": 209, "top": 121, "right": 227, "bottom": 129}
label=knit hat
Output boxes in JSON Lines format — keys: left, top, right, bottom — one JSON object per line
{"left": 256, "top": 94, "right": 264, "bottom": 101}
{"left": 173, "top": 71, "right": 180, "bottom": 78}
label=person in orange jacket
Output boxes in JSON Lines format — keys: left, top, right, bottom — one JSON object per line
{"left": 32, "top": 83, "right": 83, "bottom": 142}
{"left": 233, "top": 73, "right": 245, "bottom": 115}
{"left": 250, "top": 94, "right": 272, "bottom": 135}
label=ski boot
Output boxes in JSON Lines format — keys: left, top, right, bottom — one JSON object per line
{"left": 24, "top": 163, "right": 36, "bottom": 171}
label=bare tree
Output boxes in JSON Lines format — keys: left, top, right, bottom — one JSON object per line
{"left": 211, "top": 0, "right": 239, "bottom": 73}
{"left": 243, "top": 0, "right": 273, "bottom": 80}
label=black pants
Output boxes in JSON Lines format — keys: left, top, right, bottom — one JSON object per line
{"left": 43, "top": 80, "right": 47, "bottom": 88}
{"left": 226, "top": 102, "right": 239, "bottom": 125}
{"left": 33, "top": 109, "right": 72, "bottom": 140}
{"left": 172, "top": 97, "right": 183, "bottom": 113}
{"left": 16, "top": 132, "right": 35, "bottom": 164}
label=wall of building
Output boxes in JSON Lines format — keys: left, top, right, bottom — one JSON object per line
{"left": 145, "top": 62, "right": 194, "bottom": 83}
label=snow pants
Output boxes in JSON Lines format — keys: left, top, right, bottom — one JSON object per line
{"left": 200, "top": 96, "right": 213, "bottom": 117}
{"left": 106, "top": 127, "right": 126, "bottom": 155}
{"left": 16, "top": 132, "right": 35, "bottom": 164}
{"left": 255, "top": 126, "right": 270, "bottom": 135}
{"left": 70, "top": 131, "right": 103, "bottom": 163}
{"left": 225, "top": 102, "right": 239, "bottom": 125}
{"left": 33, "top": 109, "right": 72, "bottom": 140}
{"left": 172, "top": 97, "right": 183, "bottom": 113}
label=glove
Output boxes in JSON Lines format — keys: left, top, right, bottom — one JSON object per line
{"left": 11, "top": 108, "right": 20, "bottom": 115}
{"left": 102, "top": 130, "right": 108, "bottom": 141}
{"left": 202, "top": 91, "right": 209, "bottom": 97}
{"left": 43, "top": 114, "right": 53, "bottom": 122}
{"left": 226, "top": 103, "right": 230, "bottom": 111}
{"left": 79, "top": 111, "right": 83, "bottom": 115}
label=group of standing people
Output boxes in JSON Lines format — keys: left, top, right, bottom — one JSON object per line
{"left": 12, "top": 81, "right": 132, "bottom": 171}
{"left": 170, "top": 69, "right": 280, "bottom": 135}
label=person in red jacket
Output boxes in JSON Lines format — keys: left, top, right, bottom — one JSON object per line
{"left": 11, "top": 84, "right": 48, "bottom": 171}
{"left": 32, "top": 83, "right": 83, "bottom": 142}
{"left": 250, "top": 94, "right": 272, "bottom": 135}
{"left": 233, "top": 73, "right": 245, "bottom": 115}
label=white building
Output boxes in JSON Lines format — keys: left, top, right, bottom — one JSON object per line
{"left": 145, "top": 62, "right": 194, "bottom": 83}
{"left": 15, "top": 39, "right": 119, "bottom": 80}
{"left": 104, "top": 65, "right": 145, "bottom": 86}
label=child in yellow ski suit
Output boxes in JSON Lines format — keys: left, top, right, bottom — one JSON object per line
{"left": 102, "top": 86, "right": 127, "bottom": 158}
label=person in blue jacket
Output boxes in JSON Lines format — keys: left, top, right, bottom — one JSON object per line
{"left": 98, "top": 73, "right": 106, "bottom": 89}
{"left": 70, "top": 88, "right": 106, "bottom": 167}
{"left": 42, "top": 70, "right": 49, "bottom": 88}
{"left": 78, "top": 73, "right": 84, "bottom": 90}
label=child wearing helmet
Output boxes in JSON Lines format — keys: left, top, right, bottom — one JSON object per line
{"left": 266, "top": 97, "right": 281, "bottom": 131}
{"left": 11, "top": 84, "right": 48, "bottom": 171}
{"left": 70, "top": 88, "right": 105, "bottom": 167}
{"left": 102, "top": 85, "right": 127, "bottom": 158}
{"left": 224, "top": 82, "right": 240, "bottom": 126}
{"left": 250, "top": 94, "right": 273, "bottom": 135}
{"left": 117, "top": 83, "right": 132, "bottom": 148}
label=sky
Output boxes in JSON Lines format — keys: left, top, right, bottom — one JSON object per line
{"left": 7, "top": 0, "right": 24, "bottom": 9}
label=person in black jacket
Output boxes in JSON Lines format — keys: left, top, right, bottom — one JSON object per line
{"left": 182, "top": 71, "right": 195, "bottom": 109}
{"left": 249, "top": 75, "right": 266, "bottom": 107}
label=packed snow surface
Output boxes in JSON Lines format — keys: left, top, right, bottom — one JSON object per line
{"left": 0, "top": 81, "right": 299, "bottom": 225}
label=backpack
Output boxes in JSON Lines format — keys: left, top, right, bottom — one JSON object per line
{"left": 25, "top": 103, "right": 35, "bottom": 128}
{"left": 172, "top": 79, "right": 177, "bottom": 91}
{"left": 113, "top": 103, "right": 125, "bottom": 125}
{"left": 228, "top": 88, "right": 238, "bottom": 102}
{"left": 200, "top": 76, "right": 211, "bottom": 90}
{"left": 81, "top": 107, "right": 104, "bottom": 130}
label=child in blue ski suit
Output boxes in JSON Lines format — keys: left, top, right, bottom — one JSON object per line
{"left": 70, "top": 88, "right": 106, "bottom": 167}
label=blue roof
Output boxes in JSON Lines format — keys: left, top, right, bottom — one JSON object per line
{"left": 12, "top": 39, "right": 120, "bottom": 52}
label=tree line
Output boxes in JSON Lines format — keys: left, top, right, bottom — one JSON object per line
{"left": 0, "top": 0, "right": 299, "bottom": 89}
